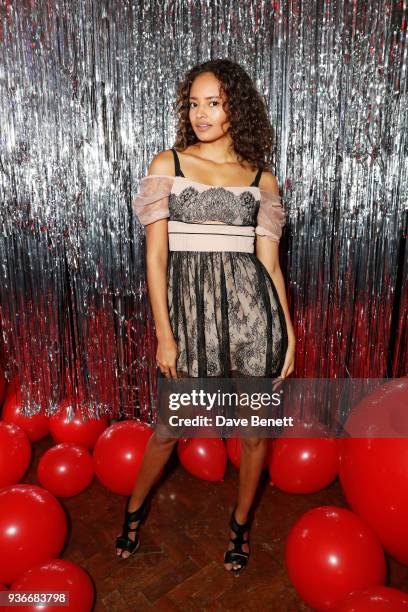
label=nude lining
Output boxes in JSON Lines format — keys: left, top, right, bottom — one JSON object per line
{"left": 168, "top": 220, "right": 255, "bottom": 253}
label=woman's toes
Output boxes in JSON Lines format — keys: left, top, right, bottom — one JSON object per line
{"left": 224, "top": 561, "right": 241, "bottom": 571}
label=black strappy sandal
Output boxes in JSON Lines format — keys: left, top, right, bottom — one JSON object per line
{"left": 223, "top": 506, "right": 251, "bottom": 575}
{"left": 115, "top": 496, "right": 151, "bottom": 559}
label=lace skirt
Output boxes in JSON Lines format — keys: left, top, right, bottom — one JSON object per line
{"left": 166, "top": 249, "right": 288, "bottom": 379}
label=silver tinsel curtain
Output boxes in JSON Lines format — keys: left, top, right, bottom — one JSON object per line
{"left": 0, "top": 0, "right": 407, "bottom": 420}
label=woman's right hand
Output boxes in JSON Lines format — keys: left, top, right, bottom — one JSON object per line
{"left": 156, "top": 335, "right": 179, "bottom": 379}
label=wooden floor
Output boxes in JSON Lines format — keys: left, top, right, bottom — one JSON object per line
{"left": 22, "top": 434, "right": 408, "bottom": 611}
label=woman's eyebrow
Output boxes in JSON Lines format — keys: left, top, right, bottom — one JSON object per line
{"left": 189, "top": 95, "right": 221, "bottom": 99}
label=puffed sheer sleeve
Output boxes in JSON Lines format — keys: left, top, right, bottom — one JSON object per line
{"left": 255, "top": 189, "right": 286, "bottom": 243}
{"left": 132, "top": 175, "right": 174, "bottom": 226}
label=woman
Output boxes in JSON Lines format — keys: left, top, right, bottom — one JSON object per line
{"left": 116, "top": 58, "right": 296, "bottom": 574}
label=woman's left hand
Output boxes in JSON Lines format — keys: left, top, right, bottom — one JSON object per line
{"left": 280, "top": 337, "right": 296, "bottom": 378}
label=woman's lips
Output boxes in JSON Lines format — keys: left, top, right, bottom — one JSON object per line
{"left": 196, "top": 124, "right": 211, "bottom": 131}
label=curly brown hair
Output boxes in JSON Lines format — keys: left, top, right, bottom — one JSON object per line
{"left": 173, "top": 59, "right": 275, "bottom": 171}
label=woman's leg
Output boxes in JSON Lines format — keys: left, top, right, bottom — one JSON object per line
{"left": 116, "top": 430, "right": 178, "bottom": 558}
{"left": 224, "top": 436, "right": 268, "bottom": 570}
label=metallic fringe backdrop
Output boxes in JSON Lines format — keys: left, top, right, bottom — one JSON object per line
{"left": 0, "top": 0, "right": 407, "bottom": 421}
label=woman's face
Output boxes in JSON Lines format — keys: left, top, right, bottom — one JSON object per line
{"left": 188, "top": 72, "right": 231, "bottom": 141}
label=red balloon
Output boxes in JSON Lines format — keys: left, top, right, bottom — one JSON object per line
{"left": 334, "top": 586, "right": 408, "bottom": 611}
{"left": 49, "top": 400, "right": 109, "bottom": 449}
{"left": 342, "top": 378, "right": 408, "bottom": 438}
{"left": 269, "top": 437, "right": 339, "bottom": 493}
{"left": 11, "top": 559, "right": 94, "bottom": 612}
{"left": 226, "top": 437, "right": 241, "bottom": 468}
{"left": 37, "top": 443, "right": 94, "bottom": 497}
{"left": 0, "top": 422, "right": 31, "bottom": 487}
{"left": 339, "top": 438, "right": 408, "bottom": 565}
{"left": 2, "top": 389, "right": 49, "bottom": 442}
{"left": 285, "top": 506, "right": 386, "bottom": 611}
{"left": 93, "top": 420, "right": 154, "bottom": 495}
{"left": 226, "top": 437, "right": 272, "bottom": 469}
{"left": 178, "top": 438, "right": 227, "bottom": 481}
{"left": 0, "top": 485, "right": 67, "bottom": 585}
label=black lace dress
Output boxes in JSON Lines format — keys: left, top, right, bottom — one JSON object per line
{"left": 133, "top": 148, "right": 288, "bottom": 379}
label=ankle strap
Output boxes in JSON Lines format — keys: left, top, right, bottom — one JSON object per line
{"left": 231, "top": 508, "right": 251, "bottom": 533}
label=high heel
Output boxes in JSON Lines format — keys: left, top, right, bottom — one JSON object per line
{"left": 115, "top": 495, "right": 150, "bottom": 559}
{"left": 223, "top": 505, "right": 251, "bottom": 575}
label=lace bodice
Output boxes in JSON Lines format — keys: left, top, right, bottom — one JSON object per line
{"left": 132, "top": 175, "right": 286, "bottom": 242}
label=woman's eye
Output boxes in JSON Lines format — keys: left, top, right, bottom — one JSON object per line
{"left": 188, "top": 101, "right": 218, "bottom": 108}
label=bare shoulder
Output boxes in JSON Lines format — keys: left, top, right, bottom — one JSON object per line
{"left": 147, "top": 149, "right": 175, "bottom": 176}
{"left": 259, "top": 170, "right": 280, "bottom": 195}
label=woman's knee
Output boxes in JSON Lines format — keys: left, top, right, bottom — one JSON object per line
{"left": 241, "top": 437, "right": 267, "bottom": 451}
{"left": 151, "top": 431, "right": 178, "bottom": 448}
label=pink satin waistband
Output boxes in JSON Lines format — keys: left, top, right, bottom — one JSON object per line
{"left": 168, "top": 220, "right": 255, "bottom": 253}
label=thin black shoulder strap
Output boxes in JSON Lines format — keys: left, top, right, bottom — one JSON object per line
{"left": 171, "top": 148, "right": 185, "bottom": 177}
{"left": 251, "top": 167, "right": 263, "bottom": 187}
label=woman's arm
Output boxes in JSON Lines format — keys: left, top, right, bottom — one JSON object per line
{"left": 144, "top": 151, "right": 173, "bottom": 338}
{"left": 255, "top": 172, "right": 296, "bottom": 376}
{"left": 143, "top": 151, "right": 179, "bottom": 378}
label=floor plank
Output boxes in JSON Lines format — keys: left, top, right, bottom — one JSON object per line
{"left": 17, "top": 433, "right": 408, "bottom": 611}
